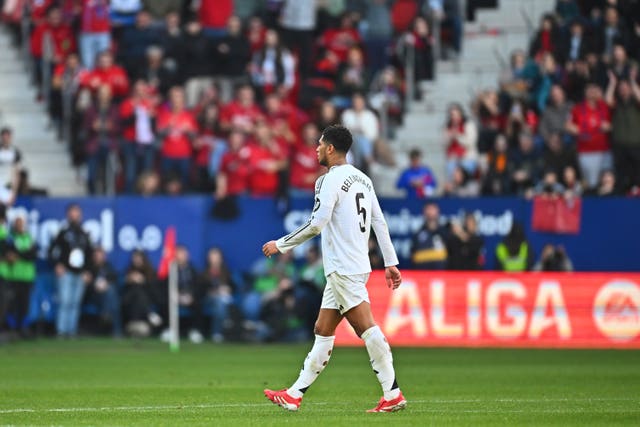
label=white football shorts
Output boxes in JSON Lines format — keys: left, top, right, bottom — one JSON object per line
{"left": 321, "top": 272, "right": 371, "bottom": 315}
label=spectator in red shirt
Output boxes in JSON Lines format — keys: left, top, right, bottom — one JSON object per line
{"left": 219, "top": 84, "right": 264, "bottom": 133}
{"left": 299, "top": 48, "right": 340, "bottom": 109}
{"left": 565, "top": 82, "right": 613, "bottom": 188}
{"left": 120, "top": 80, "right": 158, "bottom": 193}
{"left": 391, "top": 0, "right": 419, "bottom": 34}
{"left": 30, "top": 6, "right": 76, "bottom": 100}
{"left": 30, "top": 0, "right": 56, "bottom": 24}
{"left": 30, "top": 6, "right": 76, "bottom": 65}
{"left": 78, "top": 0, "right": 111, "bottom": 69}
{"left": 528, "top": 14, "right": 562, "bottom": 61}
{"left": 198, "top": 0, "right": 233, "bottom": 38}
{"left": 289, "top": 122, "right": 324, "bottom": 197}
{"left": 82, "top": 84, "right": 120, "bottom": 194}
{"left": 264, "top": 93, "right": 301, "bottom": 146}
{"left": 444, "top": 103, "right": 479, "bottom": 179}
{"left": 82, "top": 51, "right": 130, "bottom": 99}
{"left": 247, "top": 122, "right": 287, "bottom": 197}
{"left": 216, "top": 130, "right": 251, "bottom": 198}
{"left": 246, "top": 15, "right": 266, "bottom": 54}
{"left": 318, "top": 12, "right": 363, "bottom": 63}
{"left": 157, "top": 87, "right": 198, "bottom": 187}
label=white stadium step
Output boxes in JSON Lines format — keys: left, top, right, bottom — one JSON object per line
{"left": 0, "top": 26, "right": 83, "bottom": 197}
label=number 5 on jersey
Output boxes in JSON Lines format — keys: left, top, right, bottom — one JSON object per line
{"left": 355, "top": 192, "right": 366, "bottom": 233}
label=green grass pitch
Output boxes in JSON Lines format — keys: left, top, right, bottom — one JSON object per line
{"left": 1, "top": 339, "right": 639, "bottom": 426}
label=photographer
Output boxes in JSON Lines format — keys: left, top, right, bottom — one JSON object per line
{"left": 446, "top": 213, "right": 484, "bottom": 270}
{"left": 84, "top": 248, "right": 121, "bottom": 337}
{"left": 533, "top": 244, "right": 574, "bottom": 272}
{"left": 260, "top": 277, "right": 306, "bottom": 343}
{"left": 410, "top": 203, "right": 449, "bottom": 270}
{"left": 532, "top": 170, "right": 565, "bottom": 198}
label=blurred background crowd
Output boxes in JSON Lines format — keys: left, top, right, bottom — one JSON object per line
{"left": 0, "top": 0, "right": 636, "bottom": 201}
{"left": 0, "top": 0, "right": 638, "bottom": 343}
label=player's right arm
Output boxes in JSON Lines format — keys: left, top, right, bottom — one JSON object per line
{"left": 274, "top": 174, "right": 337, "bottom": 254}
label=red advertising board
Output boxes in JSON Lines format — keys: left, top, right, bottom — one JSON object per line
{"left": 335, "top": 272, "right": 640, "bottom": 348}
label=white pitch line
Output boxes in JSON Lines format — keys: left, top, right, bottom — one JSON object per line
{"left": 0, "top": 403, "right": 269, "bottom": 415}
{"left": 0, "top": 398, "right": 637, "bottom": 415}
{"left": 412, "top": 397, "right": 640, "bottom": 403}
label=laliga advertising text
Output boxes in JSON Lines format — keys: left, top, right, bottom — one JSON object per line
{"left": 378, "top": 279, "right": 572, "bottom": 340}
{"left": 336, "top": 272, "right": 640, "bottom": 347}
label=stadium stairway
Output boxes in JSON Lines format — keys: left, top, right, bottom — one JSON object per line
{"left": 371, "top": 0, "right": 556, "bottom": 197}
{"left": 0, "top": 26, "right": 84, "bottom": 196}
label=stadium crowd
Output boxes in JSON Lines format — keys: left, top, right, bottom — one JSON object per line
{"left": 0, "top": 0, "right": 636, "bottom": 200}
{"left": 0, "top": 0, "right": 462, "bottom": 198}
{"left": 0, "top": 0, "right": 637, "bottom": 343}
{"left": 397, "top": 0, "right": 640, "bottom": 199}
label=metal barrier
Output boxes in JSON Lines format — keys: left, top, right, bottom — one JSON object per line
{"left": 403, "top": 39, "right": 415, "bottom": 112}
{"left": 61, "top": 77, "right": 74, "bottom": 144}
{"left": 431, "top": 12, "right": 441, "bottom": 70}
{"left": 41, "top": 31, "right": 53, "bottom": 110}
{"left": 20, "top": 1, "right": 31, "bottom": 73}
{"left": 520, "top": 1, "right": 537, "bottom": 40}
{"left": 105, "top": 150, "right": 119, "bottom": 196}
{"left": 378, "top": 91, "right": 389, "bottom": 141}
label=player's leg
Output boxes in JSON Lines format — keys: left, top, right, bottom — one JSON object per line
{"left": 343, "top": 302, "right": 404, "bottom": 405}
{"left": 264, "top": 281, "right": 343, "bottom": 411}
{"left": 338, "top": 274, "right": 405, "bottom": 412}
{"left": 287, "top": 308, "right": 342, "bottom": 397}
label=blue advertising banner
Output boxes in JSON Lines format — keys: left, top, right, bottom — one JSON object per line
{"left": 6, "top": 196, "right": 640, "bottom": 274}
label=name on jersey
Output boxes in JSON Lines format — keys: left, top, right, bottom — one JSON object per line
{"left": 341, "top": 174, "right": 372, "bottom": 193}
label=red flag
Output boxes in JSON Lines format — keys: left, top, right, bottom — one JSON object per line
{"left": 531, "top": 196, "right": 582, "bottom": 234}
{"left": 157, "top": 226, "right": 177, "bottom": 279}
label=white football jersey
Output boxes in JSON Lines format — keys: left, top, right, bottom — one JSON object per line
{"left": 276, "top": 164, "right": 399, "bottom": 276}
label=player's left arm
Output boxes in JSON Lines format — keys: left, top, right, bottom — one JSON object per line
{"left": 262, "top": 175, "right": 337, "bottom": 257}
{"left": 370, "top": 191, "right": 402, "bottom": 289}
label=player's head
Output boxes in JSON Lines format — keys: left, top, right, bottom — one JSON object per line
{"left": 318, "top": 125, "right": 352, "bottom": 166}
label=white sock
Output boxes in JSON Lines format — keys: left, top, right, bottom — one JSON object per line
{"left": 287, "top": 334, "right": 335, "bottom": 398}
{"left": 362, "top": 325, "right": 400, "bottom": 400}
